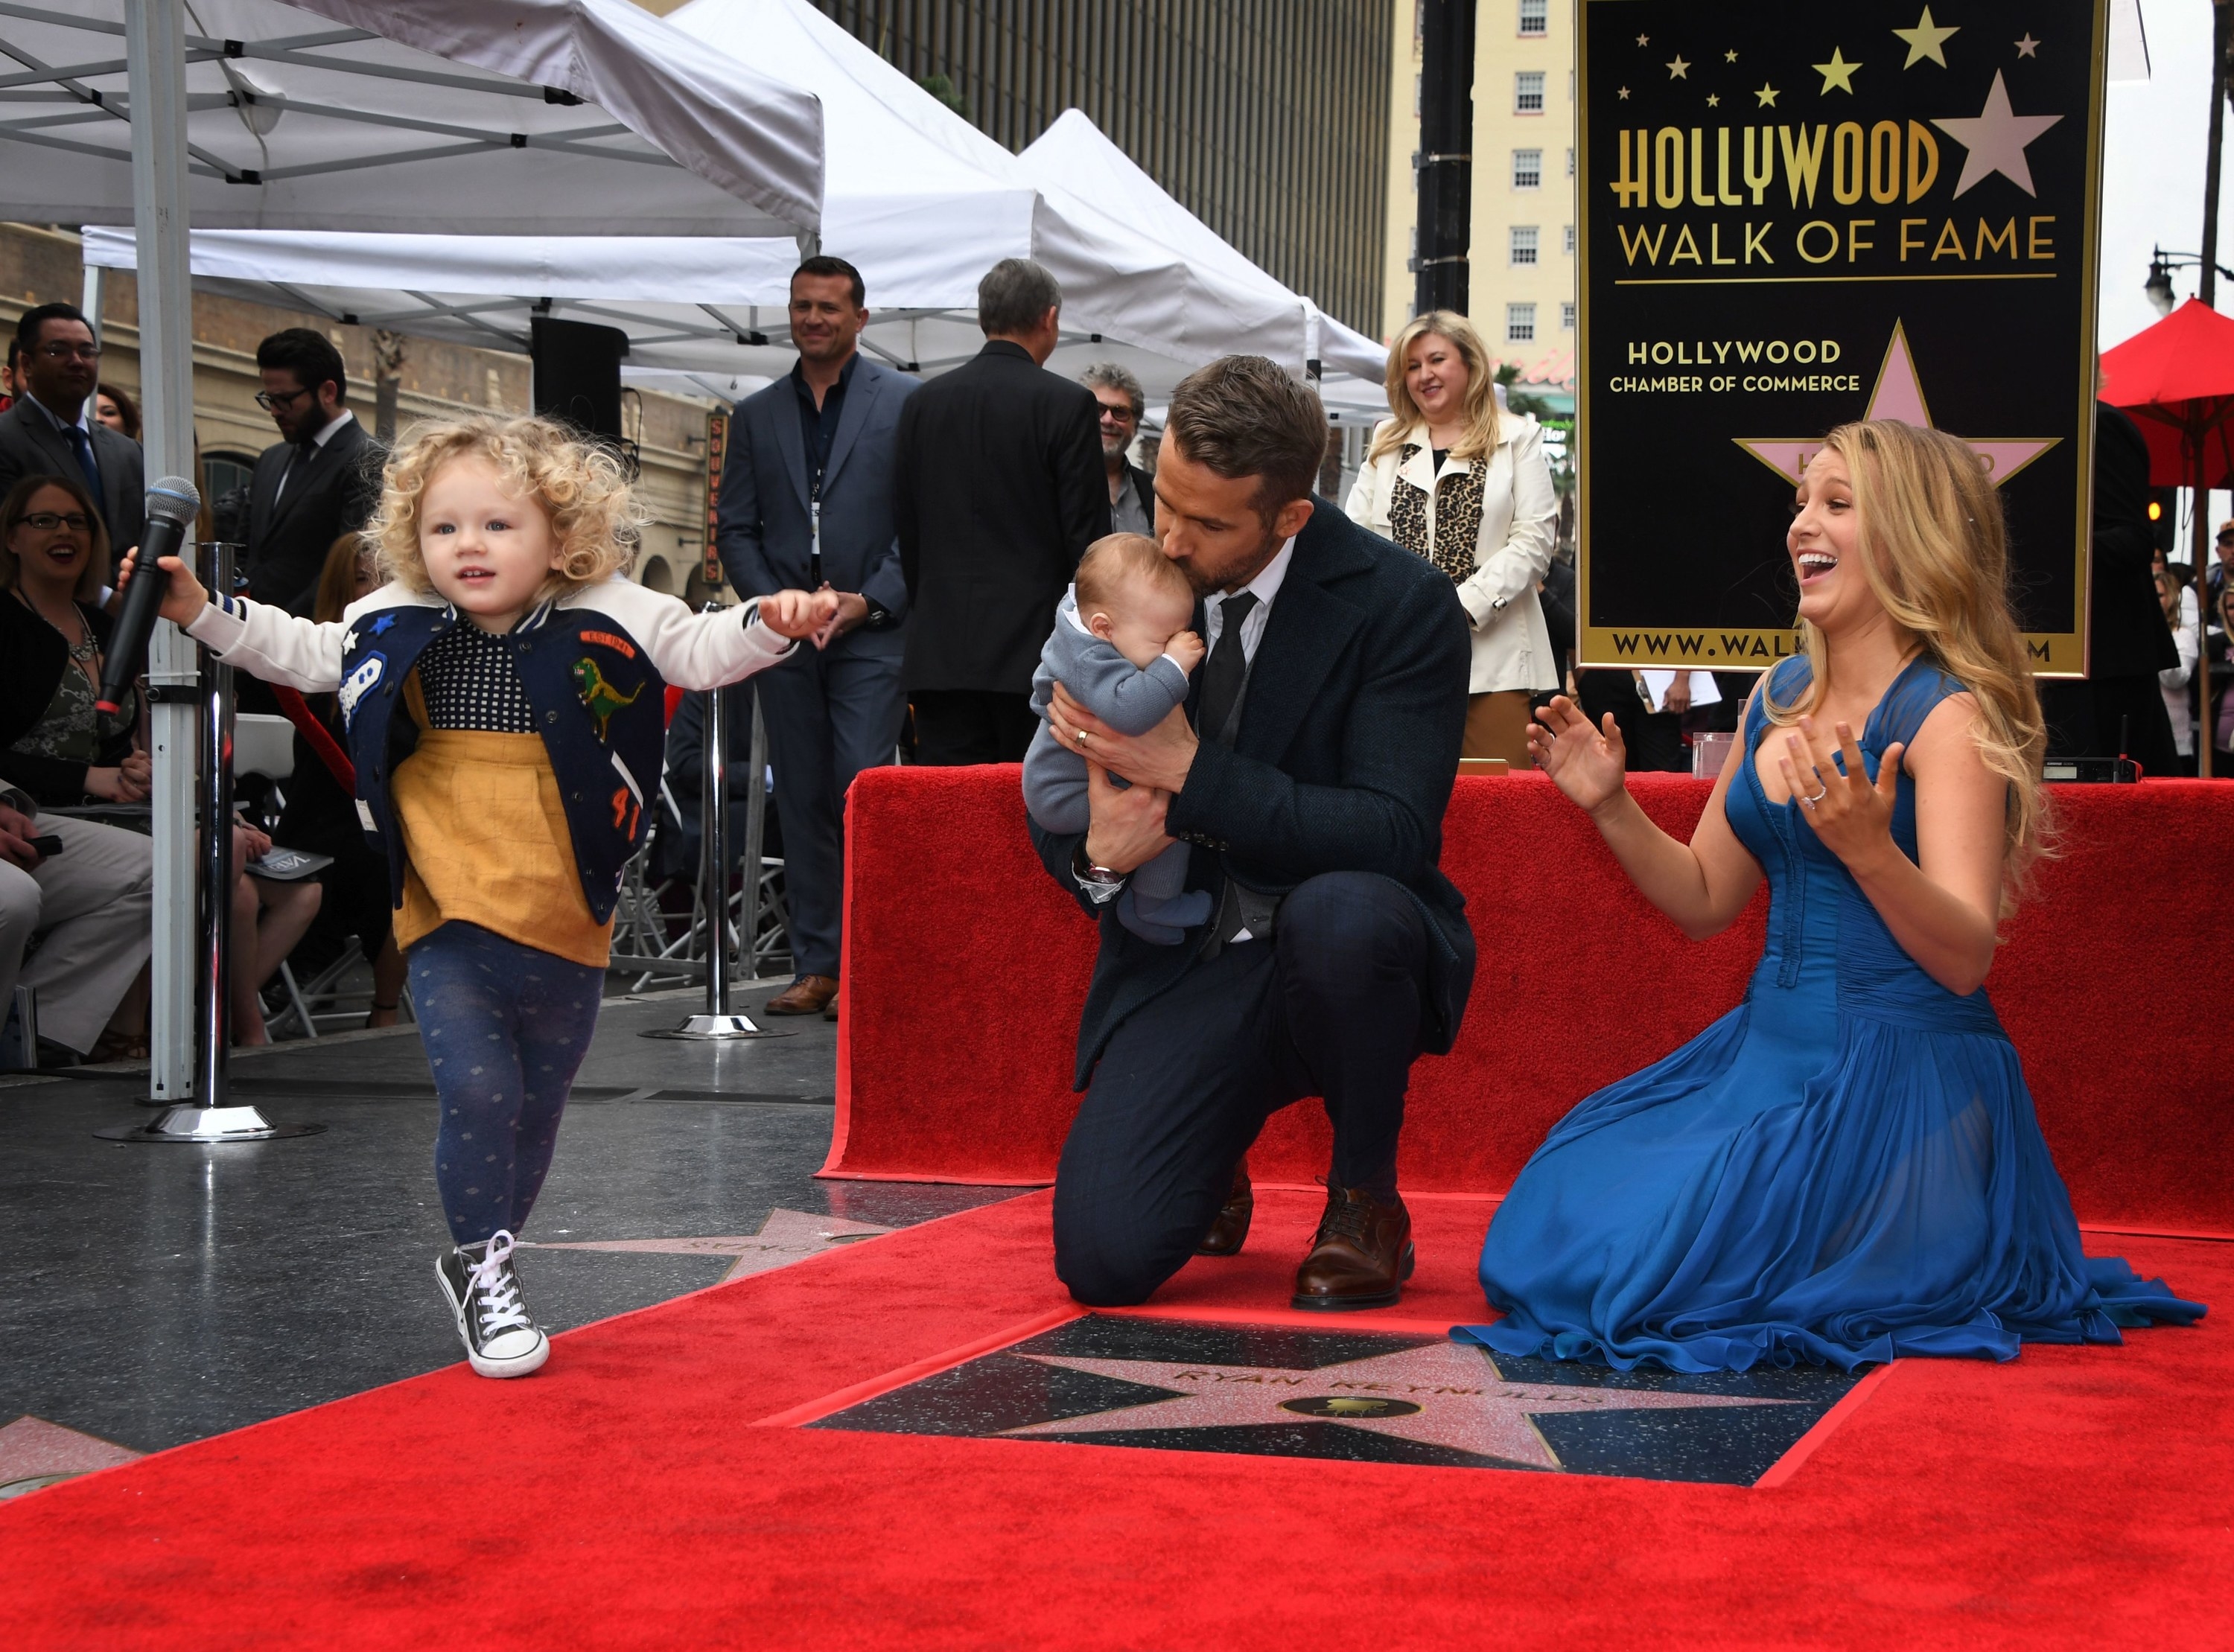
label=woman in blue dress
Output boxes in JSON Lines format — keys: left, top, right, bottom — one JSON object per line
{"left": 1466, "top": 420, "right": 2203, "bottom": 1372}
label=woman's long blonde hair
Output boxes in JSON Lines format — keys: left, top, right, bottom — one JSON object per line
{"left": 369, "top": 414, "right": 644, "bottom": 598}
{"left": 1368, "top": 310, "right": 1502, "bottom": 464}
{"left": 1766, "top": 419, "right": 2051, "bottom": 904}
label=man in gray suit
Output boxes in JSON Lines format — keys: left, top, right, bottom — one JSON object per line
{"left": 0, "top": 304, "right": 144, "bottom": 555}
{"left": 716, "top": 256, "right": 915, "bottom": 1019}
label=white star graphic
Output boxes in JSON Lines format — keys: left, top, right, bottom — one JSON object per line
{"left": 1000, "top": 1341, "right": 1803, "bottom": 1470}
{"left": 2014, "top": 34, "right": 2040, "bottom": 58}
{"left": 1636, "top": 33, "right": 1649, "bottom": 48}
{"left": 1735, "top": 321, "right": 2059, "bottom": 488}
{"left": 1931, "top": 70, "right": 2063, "bottom": 197}
{"left": 1893, "top": 6, "right": 1960, "bottom": 68}
{"left": 1667, "top": 55, "right": 1690, "bottom": 79}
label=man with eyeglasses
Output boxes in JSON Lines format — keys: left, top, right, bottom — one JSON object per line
{"left": 241, "top": 328, "right": 378, "bottom": 618}
{"left": 1081, "top": 362, "right": 1156, "bottom": 539}
{"left": 0, "top": 303, "right": 144, "bottom": 557}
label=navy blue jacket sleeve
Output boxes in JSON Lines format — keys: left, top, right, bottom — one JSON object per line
{"left": 715, "top": 406, "right": 776, "bottom": 599}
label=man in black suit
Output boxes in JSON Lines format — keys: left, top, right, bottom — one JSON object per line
{"left": 0, "top": 304, "right": 144, "bottom": 555}
{"left": 1080, "top": 361, "right": 1156, "bottom": 538}
{"left": 2038, "top": 403, "right": 2179, "bottom": 772}
{"left": 1033, "top": 355, "right": 1476, "bottom": 1313}
{"left": 243, "top": 328, "right": 379, "bottom": 617}
{"left": 894, "top": 258, "right": 1109, "bottom": 763}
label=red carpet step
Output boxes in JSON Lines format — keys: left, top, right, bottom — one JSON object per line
{"left": 833, "top": 770, "right": 2234, "bottom": 1234}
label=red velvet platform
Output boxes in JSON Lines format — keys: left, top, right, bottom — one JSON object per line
{"left": 830, "top": 769, "right": 2234, "bottom": 1235}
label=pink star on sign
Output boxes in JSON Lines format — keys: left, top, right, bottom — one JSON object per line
{"left": 999, "top": 1340, "right": 1802, "bottom": 1470}
{"left": 1734, "top": 321, "right": 2059, "bottom": 487}
{"left": 1932, "top": 70, "right": 2063, "bottom": 197}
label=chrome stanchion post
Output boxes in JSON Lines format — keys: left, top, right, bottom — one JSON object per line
{"left": 739, "top": 686, "right": 767, "bottom": 977}
{"left": 103, "top": 542, "right": 322, "bottom": 1140}
{"left": 647, "top": 605, "right": 776, "bottom": 1041}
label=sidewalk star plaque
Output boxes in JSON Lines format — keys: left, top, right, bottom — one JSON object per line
{"left": 1576, "top": 0, "right": 2106, "bottom": 673}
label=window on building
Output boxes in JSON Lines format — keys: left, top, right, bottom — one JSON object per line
{"left": 1563, "top": 223, "right": 1576, "bottom": 255}
{"left": 1510, "top": 226, "right": 1539, "bottom": 266}
{"left": 1518, "top": 0, "right": 1547, "bottom": 36}
{"left": 1507, "top": 303, "right": 1537, "bottom": 342}
{"left": 1515, "top": 71, "right": 1544, "bottom": 114}
{"left": 1561, "top": 302, "right": 1577, "bottom": 331}
{"left": 1512, "top": 148, "right": 1542, "bottom": 189}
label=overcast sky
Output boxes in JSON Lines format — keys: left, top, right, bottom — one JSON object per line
{"left": 2100, "top": 0, "right": 2230, "bottom": 351}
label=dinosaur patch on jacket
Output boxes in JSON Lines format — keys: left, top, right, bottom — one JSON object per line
{"left": 571, "top": 656, "right": 643, "bottom": 741}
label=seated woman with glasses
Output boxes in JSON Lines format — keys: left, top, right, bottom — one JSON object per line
{"left": 0, "top": 473, "right": 156, "bottom": 1062}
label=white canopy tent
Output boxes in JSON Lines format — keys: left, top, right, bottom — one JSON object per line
{"left": 0, "top": 0, "right": 823, "bottom": 239}
{"left": 0, "top": 0, "right": 826, "bottom": 1112}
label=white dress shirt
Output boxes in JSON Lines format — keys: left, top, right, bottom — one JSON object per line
{"left": 1200, "top": 533, "right": 1296, "bottom": 665}
{"left": 273, "top": 408, "right": 356, "bottom": 504}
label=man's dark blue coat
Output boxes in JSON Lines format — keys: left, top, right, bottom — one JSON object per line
{"left": 1029, "top": 498, "right": 1478, "bottom": 1089}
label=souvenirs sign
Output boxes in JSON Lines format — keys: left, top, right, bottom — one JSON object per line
{"left": 1576, "top": 0, "right": 2104, "bottom": 672}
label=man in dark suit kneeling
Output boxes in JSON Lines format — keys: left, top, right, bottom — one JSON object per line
{"left": 1032, "top": 355, "right": 1476, "bottom": 1313}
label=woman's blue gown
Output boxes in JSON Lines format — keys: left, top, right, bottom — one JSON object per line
{"left": 1463, "top": 657, "right": 2205, "bottom": 1372}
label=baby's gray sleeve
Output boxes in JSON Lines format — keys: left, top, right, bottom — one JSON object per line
{"left": 1077, "top": 653, "right": 1192, "bottom": 736}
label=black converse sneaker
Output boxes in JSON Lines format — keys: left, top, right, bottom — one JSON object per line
{"left": 435, "top": 1230, "right": 550, "bottom": 1379}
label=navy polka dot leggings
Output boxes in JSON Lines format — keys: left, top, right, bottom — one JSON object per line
{"left": 410, "top": 922, "right": 605, "bottom": 1247}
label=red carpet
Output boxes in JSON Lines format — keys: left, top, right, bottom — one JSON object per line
{"left": 833, "top": 771, "right": 2234, "bottom": 1233}
{"left": 2, "top": 1192, "right": 2226, "bottom": 1649}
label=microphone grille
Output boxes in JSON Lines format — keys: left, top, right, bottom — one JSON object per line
{"left": 146, "top": 476, "right": 202, "bottom": 527}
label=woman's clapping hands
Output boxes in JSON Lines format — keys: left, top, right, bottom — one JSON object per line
{"left": 1527, "top": 695, "right": 1628, "bottom": 816}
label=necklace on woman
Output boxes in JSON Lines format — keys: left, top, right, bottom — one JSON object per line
{"left": 13, "top": 587, "right": 94, "bottom": 665}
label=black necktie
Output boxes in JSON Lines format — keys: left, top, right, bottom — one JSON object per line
{"left": 1198, "top": 592, "right": 1258, "bottom": 746}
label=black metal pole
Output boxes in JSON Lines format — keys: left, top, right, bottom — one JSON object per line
{"left": 197, "top": 538, "right": 235, "bottom": 1103}
{"left": 701, "top": 683, "right": 731, "bottom": 1016}
{"left": 1414, "top": 0, "right": 1477, "bottom": 317}
{"left": 2203, "top": 0, "right": 2230, "bottom": 309}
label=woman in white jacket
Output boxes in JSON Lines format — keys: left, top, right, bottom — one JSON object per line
{"left": 1345, "top": 310, "right": 1559, "bottom": 765}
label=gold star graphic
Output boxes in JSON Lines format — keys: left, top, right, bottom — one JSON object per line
{"left": 1667, "top": 55, "right": 1690, "bottom": 79}
{"left": 1636, "top": 33, "right": 1649, "bottom": 47}
{"left": 1813, "top": 48, "right": 1862, "bottom": 95}
{"left": 1617, "top": 86, "right": 1632, "bottom": 100}
{"left": 2015, "top": 34, "right": 2040, "bottom": 58}
{"left": 1894, "top": 7, "right": 1960, "bottom": 68}
{"left": 1706, "top": 93, "right": 1721, "bottom": 107}
{"left": 1724, "top": 49, "right": 1739, "bottom": 63}
{"left": 1755, "top": 83, "right": 1780, "bottom": 107}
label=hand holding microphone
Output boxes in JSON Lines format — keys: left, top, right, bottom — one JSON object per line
{"left": 97, "top": 476, "right": 204, "bottom": 715}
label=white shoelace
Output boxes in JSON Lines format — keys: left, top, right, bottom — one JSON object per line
{"left": 468, "top": 1230, "right": 534, "bottom": 1336}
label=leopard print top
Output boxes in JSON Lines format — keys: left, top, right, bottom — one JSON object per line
{"left": 1385, "top": 444, "right": 1486, "bottom": 584}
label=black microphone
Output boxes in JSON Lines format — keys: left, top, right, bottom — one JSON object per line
{"left": 97, "top": 475, "right": 201, "bottom": 715}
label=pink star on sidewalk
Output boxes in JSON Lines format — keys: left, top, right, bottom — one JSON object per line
{"left": 524, "top": 1208, "right": 891, "bottom": 1283}
{"left": 1734, "top": 322, "right": 2059, "bottom": 487}
{"left": 1000, "top": 1341, "right": 1802, "bottom": 1470}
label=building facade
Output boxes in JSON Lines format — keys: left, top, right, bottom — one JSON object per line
{"left": 0, "top": 227, "right": 719, "bottom": 602}
{"left": 1382, "top": 0, "right": 1577, "bottom": 398}
{"left": 796, "top": 0, "right": 1393, "bottom": 334}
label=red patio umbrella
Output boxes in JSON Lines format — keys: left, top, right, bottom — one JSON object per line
{"left": 2100, "top": 297, "right": 2234, "bottom": 776}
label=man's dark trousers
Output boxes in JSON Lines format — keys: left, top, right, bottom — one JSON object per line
{"left": 757, "top": 634, "right": 905, "bottom": 978}
{"left": 911, "top": 689, "right": 1040, "bottom": 765}
{"left": 1053, "top": 871, "right": 1431, "bottom": 1307}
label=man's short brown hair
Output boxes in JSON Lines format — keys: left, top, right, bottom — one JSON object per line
{"left": 1075, "top": 532, "right": 1188, "bottom": 611}
{"left": 1163, "top": 354, "right": 1327, "bottom": 521}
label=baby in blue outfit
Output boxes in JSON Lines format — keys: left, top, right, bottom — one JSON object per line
{"left": 1025, "top": 533, "right": 1210, "bottom": 944}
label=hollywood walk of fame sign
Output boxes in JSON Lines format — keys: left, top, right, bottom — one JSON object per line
{"left": 807, "top": 1317, "right": 1865, "bottom": 1486}
{"left": 1577, "top": 0, "right": 2106, "bottom": 673}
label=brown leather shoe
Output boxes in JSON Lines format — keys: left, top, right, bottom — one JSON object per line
{"left": 821, "top": 990, "right": 841, "bottom": 1023}
{"left": 1194, "top": 1163, "right": 1253, "bottom": 1256}
{"left": 764, "top": 974, "right": 837, "bottom": 1015}
{"left": 1291, "top": 1184, "right": 1413, "bottom": 1311}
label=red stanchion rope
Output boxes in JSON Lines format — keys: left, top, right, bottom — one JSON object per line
{"left": 270, "top": 686, "right": 356, "bottom": 791}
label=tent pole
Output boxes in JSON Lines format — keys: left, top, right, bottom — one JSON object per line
{"left": 126, "top": 0, "right": 203, "bottom": 1103}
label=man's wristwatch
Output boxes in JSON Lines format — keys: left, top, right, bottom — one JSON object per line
{"left": 860, "top": 600, "right": 893, "bottom": 631}
{"left": 1071, "top": 843, "right": 1127, "bottom": 902}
